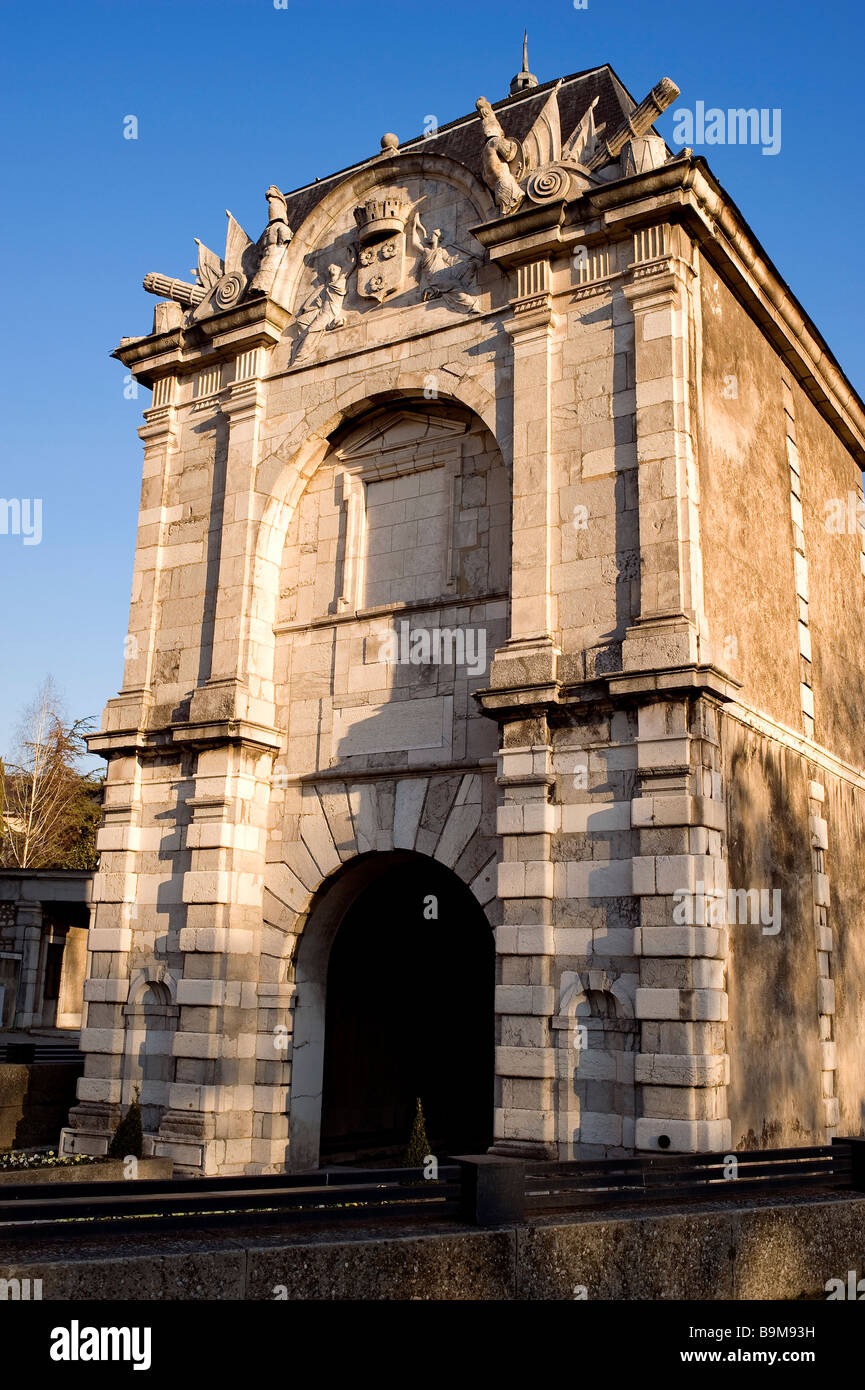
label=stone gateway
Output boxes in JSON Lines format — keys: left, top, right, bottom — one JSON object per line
{"left": 63, "top": 52, "right": 865, "bottom": 1174}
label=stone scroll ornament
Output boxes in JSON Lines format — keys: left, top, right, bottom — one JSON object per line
{"left": 142, "top": 186, "right": 293, "bottom": 324}
{"left": 475, "top": 76, "right": 680, "bottom": 217}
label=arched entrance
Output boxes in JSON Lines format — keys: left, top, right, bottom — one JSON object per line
{"left": 290, "top": 850, "right": 494, "bottom": 1167}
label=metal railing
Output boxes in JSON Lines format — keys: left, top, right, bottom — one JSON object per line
{"left": 0, "top": 1042, "right": 82, "bottom": 1065}
{"left": 0, "top": 1164, "right": 464, "bottom": 1237}
{"left": 0, "top": 1141, "right": 861, "bottom": 1235}
{"left": 523, "top": 1142, "right": 856, "bottom": 1213}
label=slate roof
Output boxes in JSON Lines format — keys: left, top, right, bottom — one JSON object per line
{"left": 279, "top": 64, "right": 644, "bottom": 234}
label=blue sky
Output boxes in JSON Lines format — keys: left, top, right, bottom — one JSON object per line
{"left": 1, "top": 0, "right": 862, "bottom": 762}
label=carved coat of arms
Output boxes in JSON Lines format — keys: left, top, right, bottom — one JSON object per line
{"left": 353, "top": 194, "right": 420, "bottom": 303}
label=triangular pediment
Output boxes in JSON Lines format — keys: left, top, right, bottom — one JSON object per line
{"left": 335, "top": 410, "right": 468, "bottom": 463}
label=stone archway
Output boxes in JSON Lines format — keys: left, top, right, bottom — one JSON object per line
{"left": 289, "top": 849, "right": 494, "bottom": 1168}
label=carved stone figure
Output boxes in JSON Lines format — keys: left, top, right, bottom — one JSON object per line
{"left": 475, "top": 75, "right": 681, "bottom": 222}
{"left": 250, "top": 186, "right": 293, "bottom": 296}
{"left": 292, "top": 249, "right": 357, "bottom": 358}
{"left": 411, "top": 215, "right": 480, "bottom": 314}
{"left": 475, "top": 97, "right": 524, "bottom": 216}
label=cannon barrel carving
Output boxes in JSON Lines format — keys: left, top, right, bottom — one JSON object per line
{"left": 585, "top": 76, "right": 680, "bottom": 170}
{"left": 142, "top": 272, "right": 206, "bottom": 306}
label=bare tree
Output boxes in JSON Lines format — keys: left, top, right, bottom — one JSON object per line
{"left": 1, "top": 678, "right": 100, "bottom": 869}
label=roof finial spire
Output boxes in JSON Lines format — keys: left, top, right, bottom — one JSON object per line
{"left": 510, "top": 30, "right": 538, "bottom": 95}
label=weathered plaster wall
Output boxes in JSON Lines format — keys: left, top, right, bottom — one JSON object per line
{"left": 697, "top": 257, "right": 800, "bottom": 727}
{"left": 795, "top": 375, "right": 865, "bottom": 766}
{"left": 822, "top": 770, "right": 865, "bottom": 1134}
{"left": 722, "top": 716, "right": 823, "bottom": 1147}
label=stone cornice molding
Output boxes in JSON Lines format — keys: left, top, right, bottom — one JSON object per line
{"left": 470, "top": 202, "right": 567, "bottom": 266}
{"left": 474, "top": 661, "right": 742, "bottom": 723}
{"left": 221, "top": 378, "right": 265, "bottom": 422}
{"left": 723, "top": 700, "right": 865, "bottom": 791}
{"left": 88, "top": 717, "right": 282, "bottom": 760}
{"left": 138, "top": 403, "right": 178, "bottom": 446}
{"left": 112, "top": 299, "right": 291, "bottom": 389}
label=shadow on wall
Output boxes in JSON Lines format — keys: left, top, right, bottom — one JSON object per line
{"left": 724, "top": 722, "right": 822, "bottom": 1148}
{"left": 0, "top": 1061, "right": 83, "bottom": 1150}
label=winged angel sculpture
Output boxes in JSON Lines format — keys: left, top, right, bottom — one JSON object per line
{"left": 476, "top": 76, "right": 680, "bottom": 217}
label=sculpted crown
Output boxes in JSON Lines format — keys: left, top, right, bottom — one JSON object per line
{"left": 353, "top": 195, "right": 411, "bottom": 243}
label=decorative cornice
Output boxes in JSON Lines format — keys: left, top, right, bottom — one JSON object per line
{"left": 112, "top": 299, "right": 290, "bottom": 389}
{"left": 138, "top": 403, "right": 178, "bottom": 444}
{"left": 171, "top": 719, "right": 282, "bottom": 753}
{"left": 221, "top": 378, "right": 265, "bottom": 420}
{"left": 470, "top": 201, "right": 566, "bottom": 266}
{"left": 474, "top": 660, "right": 742, "bottom": 723}
{"left": 88, "top": 716, "right": 281, "bottom": 760}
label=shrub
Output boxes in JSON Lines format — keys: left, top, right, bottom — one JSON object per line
{"left": 404, "top": 1096, "right": 431, "bottom": 1168}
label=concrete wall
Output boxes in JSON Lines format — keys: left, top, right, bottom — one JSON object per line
{"left": 2, "top": 1193, "right": 864, "bottom": 1299}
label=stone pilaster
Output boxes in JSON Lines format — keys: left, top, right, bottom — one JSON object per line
{"left": 630, "top": 696, "right": 731, "bottom": 1151}
{"left": 491, "top": 722, "right": 558, "bottom": 1160}
{"left": 484, "top": 258, "right": 563, "bottom": 1158}
{"left": 621, "top": 227, "right": 703, "bottom": 673}
{"left": 151, "top": 734, "right": 273, "bottom": 1173}
{"left": 492, "top": 259, "right": 560, "bottom": 692}
{"left": 64, "top": 753, "right": 145, "bottom": 1152}
{"left": 807, "top": 779, "right": 838, "bottom": 1136}
{"left": 72, "top": 388, "right": 183, "bottom": 1150}
{"left": 187, "top": 355, "right": 273, "bottom": 732}
{"left": 101, "top": 389, "right": 178, "bottom": 738}
{"left": 611, "top": 226, "right": 732, "bottom": 1151}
